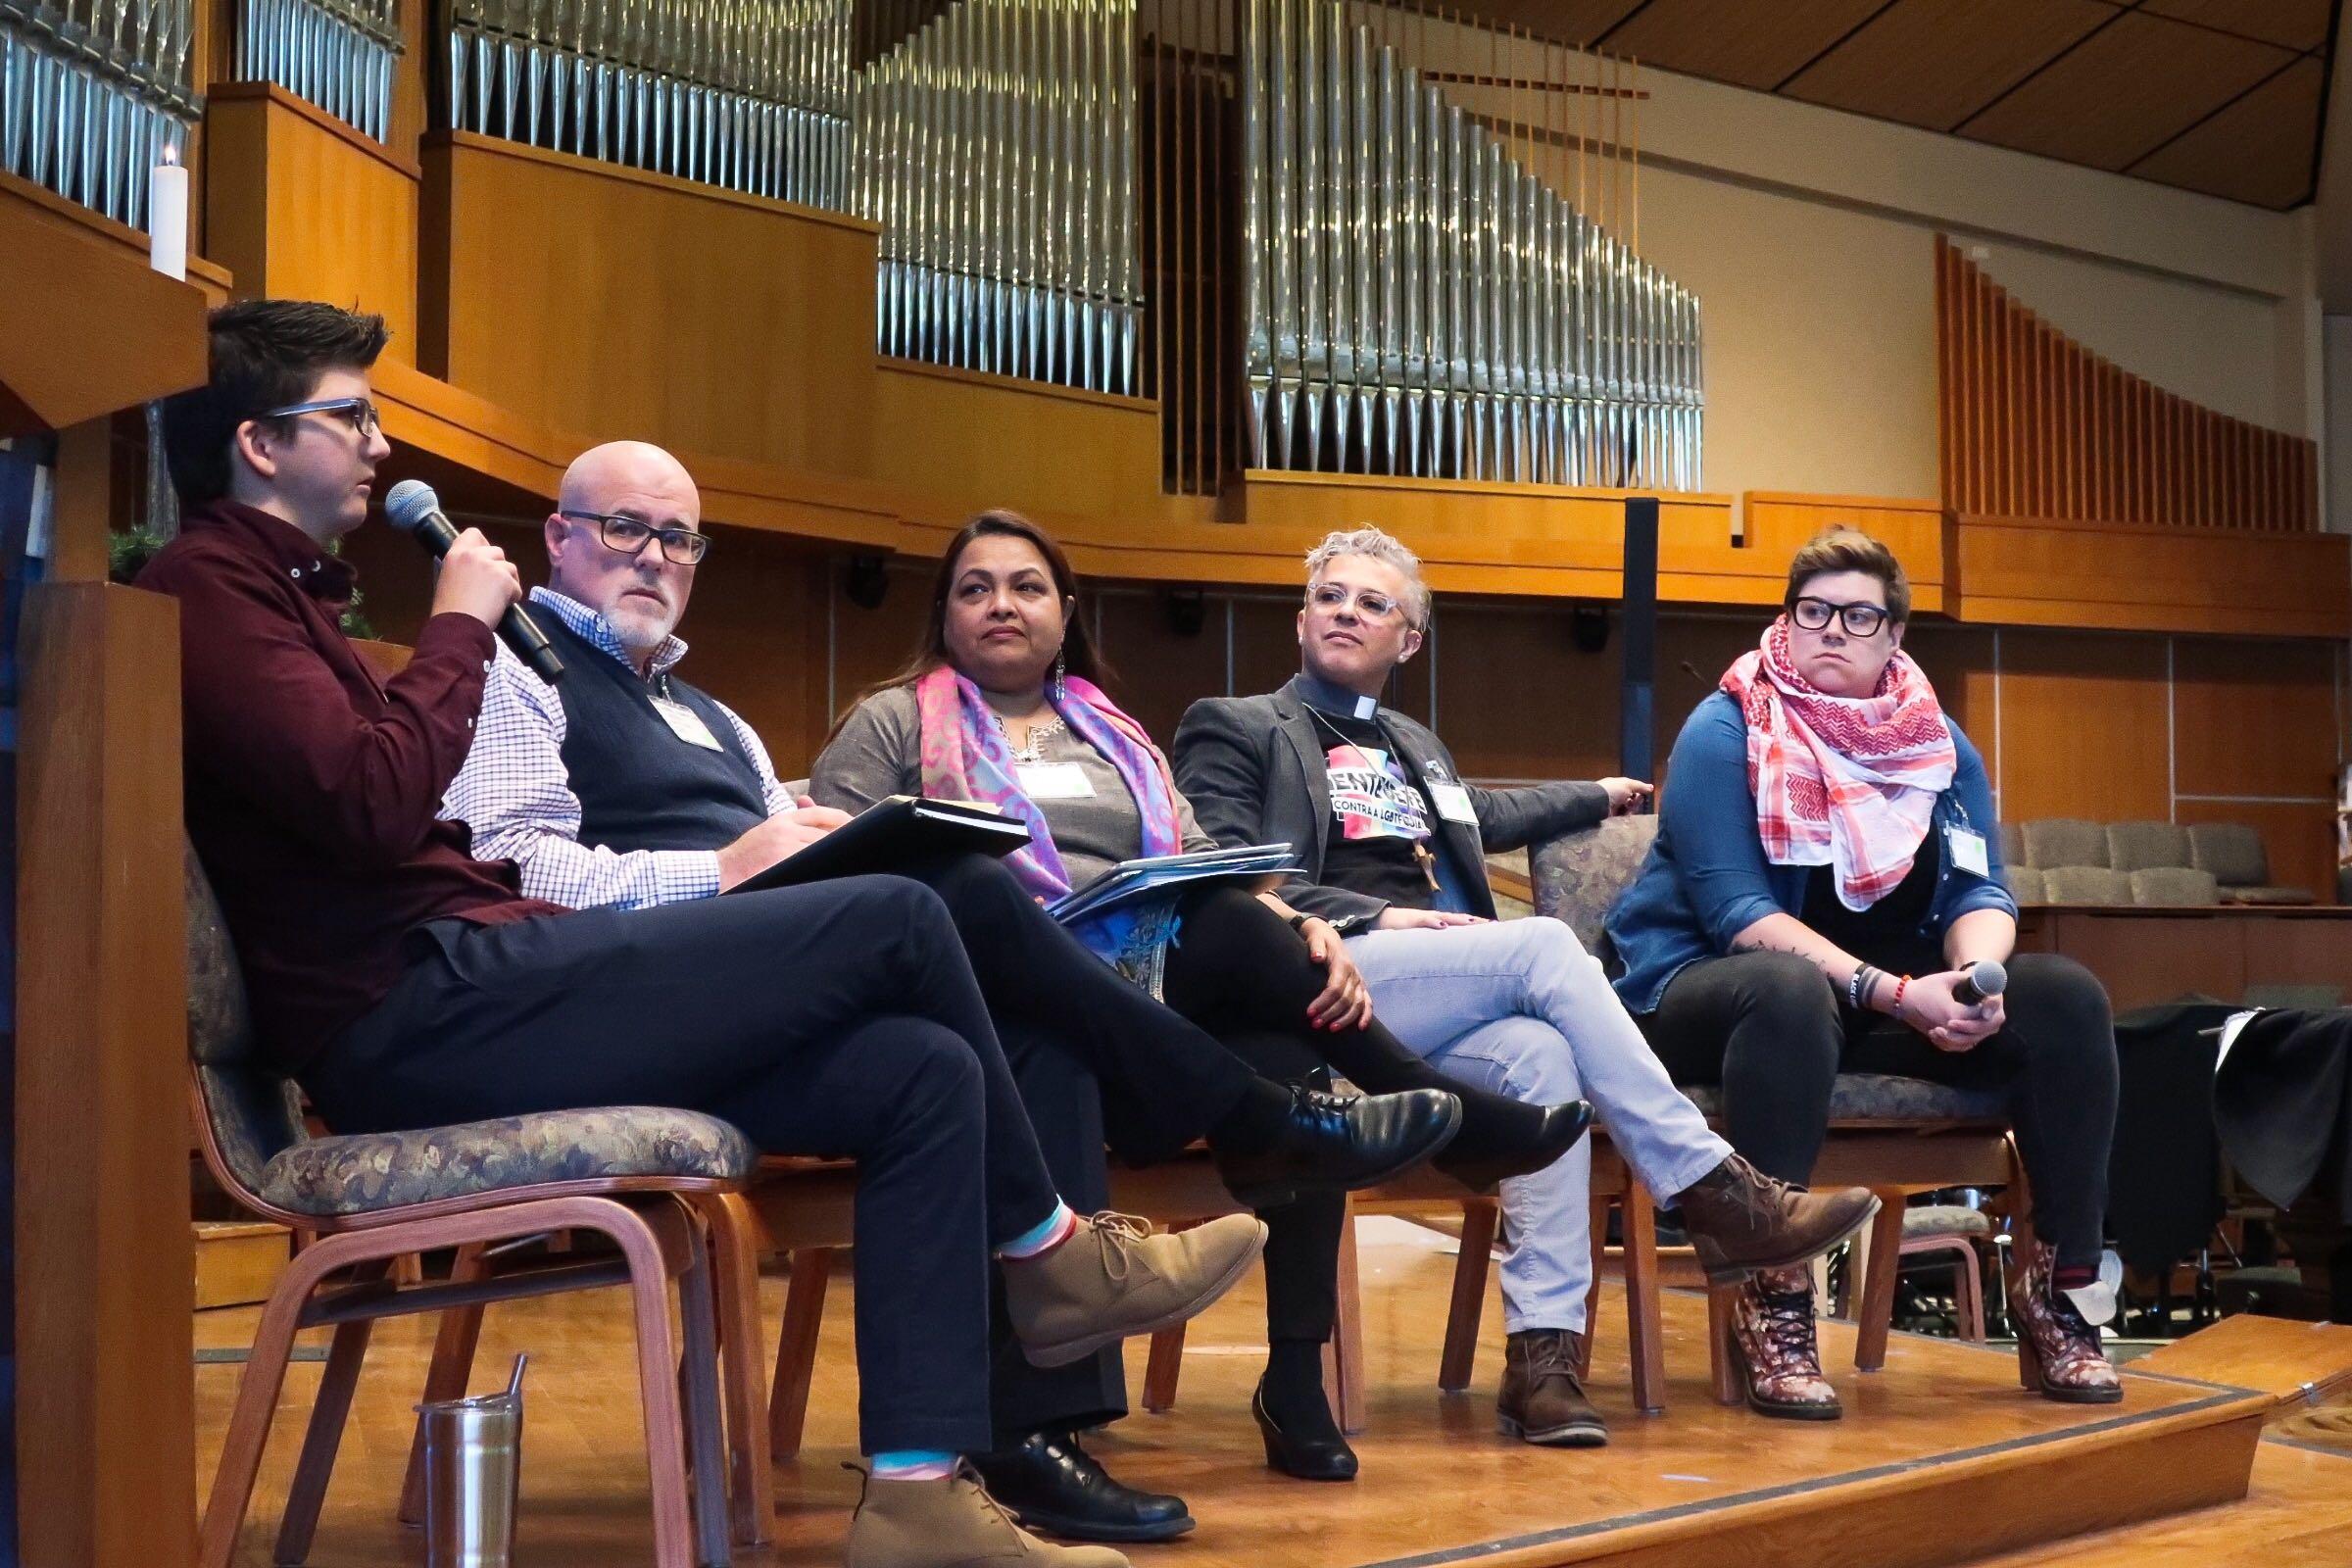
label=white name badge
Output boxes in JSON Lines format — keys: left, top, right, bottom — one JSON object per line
{"left": 1428, "top": 782, "right": 1479, "bottom": 825}
{"left": 1017, "top": 761, "right": 1097, "bottom": 800}
{"left": 1947, "top": 825, "right": 1989, "bottom": 878}
{"left": 651, "top": 696, "right": 725, "bottom": 752}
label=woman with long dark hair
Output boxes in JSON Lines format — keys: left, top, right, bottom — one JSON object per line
{"left": 814, "top": 510, "right": 1592, "bottom": 1487}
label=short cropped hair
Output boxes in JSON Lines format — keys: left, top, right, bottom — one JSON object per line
{"left": 1305, "top": 526, "right": 1432, "bottom": 629}
{"left": 162, "top": 299, "right": 389, "bottom": 505}
{"left": 1784, "top": 527, "right": 1911, "bottom": 626}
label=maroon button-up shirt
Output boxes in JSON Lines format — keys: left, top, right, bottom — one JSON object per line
{"left": 139, "top": 501, "right": 560, "bottom": 1076}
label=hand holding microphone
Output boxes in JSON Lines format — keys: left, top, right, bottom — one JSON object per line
{"left": 1906, "top": 958, "right": 2008, "bottom": 1053}
{"left": 384, "top": 480, "right": 564, "bottom": 683}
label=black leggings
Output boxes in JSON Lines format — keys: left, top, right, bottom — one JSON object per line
{"left": 1638, "top": 949, "right": 2119, "bottom": 1268}
{"left": 1159, "top": 886, "right": 1556, "bottom": 1342}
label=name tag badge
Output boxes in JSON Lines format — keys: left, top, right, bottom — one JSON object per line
{"left": 1017, "top": 761, "right": 1097, "bottom": 800}
{"left": 1427, "top": 782, "right": 1479, "bottom": 825}
{"left": 1947, "top": 825, "right": 1990, "bottom": 878}
{"left": 651, "top": 697, "right": 725, "bottom": 752}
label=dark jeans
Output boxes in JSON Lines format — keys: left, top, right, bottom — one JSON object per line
{"left": 898, "top": 853, "right": 1263, "bottom": 1444}
{"left": 1638, "top": 949, "right": 2119, "bottom": 1267}
{"left": 302, "top": 875, "right": 1062, "bottom": 1456}
{"left": 1160, "top": 886, "right": 1536, "bottom": 1346}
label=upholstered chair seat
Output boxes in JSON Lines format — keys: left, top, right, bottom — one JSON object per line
{"left": 2022, "top": 819, "right": 2108, "bottom": 870}
{"left": 1679, "top": 1074, "right": 2005, "bottom": 1124}
{"left": 258, "top": 1107, "right": 758, "bottom": 1218}
{"left": 1902, "top": 1204, "right": 1994, "bottom": 1240}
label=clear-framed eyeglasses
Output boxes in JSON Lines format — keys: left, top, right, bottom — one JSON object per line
{"left": 1306, "top": 581, "right": 1410, "bottom": 624}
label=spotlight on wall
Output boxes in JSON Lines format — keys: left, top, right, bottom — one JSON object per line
{"left": 1570, "top": 605, "right": 1611, "bottom": 655}
{"left": 1164, "top": 587, "right": 1208, "bottom": 637}
{"left": 845, "top": 552, "right": 890, "bottom": 611}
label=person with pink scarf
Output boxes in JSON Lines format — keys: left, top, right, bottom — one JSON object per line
{"left": 1607, "top": 529, "right": 2123, "bottom": 1416}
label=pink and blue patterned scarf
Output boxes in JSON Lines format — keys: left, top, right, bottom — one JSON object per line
{"left": 913, "top": 664, "right": 1186, "bottom": 977}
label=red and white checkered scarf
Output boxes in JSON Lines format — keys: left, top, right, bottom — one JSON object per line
{"left": 1720, "top": 617, "right": 1956, "bottom": 910}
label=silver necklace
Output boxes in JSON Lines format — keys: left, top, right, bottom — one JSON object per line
{"left": 994, "top": 710, "right": 1066, "bottom": 765}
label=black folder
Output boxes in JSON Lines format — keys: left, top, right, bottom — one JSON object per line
{"left": 725, "top": 796, "right": 1032, "bottom": 895}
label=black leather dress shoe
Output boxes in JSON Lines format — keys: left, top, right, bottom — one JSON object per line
{"left": 1215, "top": 1086, "right": 1462, "bottom": 1209}
{"left": 1251, "top": 1378, "right": 1358, "bottom": 1481}
{"left": 967, "top": 1429, "right": 1195, "bottom": 1544}
{"left": 1435, "top": 1100, "right": 1594, "bottom": 1194}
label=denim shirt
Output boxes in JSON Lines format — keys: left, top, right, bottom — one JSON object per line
{"left": 1605, "top": 690, "right": 2017, "bottom": 1014}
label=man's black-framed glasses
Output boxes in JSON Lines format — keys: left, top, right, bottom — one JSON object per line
{"left": 257, "top": 395, "right": 381, "bottom": 438}
{"left": 1790, "top": 596, "right": 1889, "bottom": 638}
{"left": 559, "top": 509, "right": 712, "bottom": 565}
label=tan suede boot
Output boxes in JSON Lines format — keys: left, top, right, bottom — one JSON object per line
{"left": 1003, "top": 1211, "right": 1267, "bottom": 1367}
{"left": 1672, "top": 1155, "right": 1878, "bottom": 1284}
{"left": 844, "top": 1461, "right": 1132, "bottom": 1568}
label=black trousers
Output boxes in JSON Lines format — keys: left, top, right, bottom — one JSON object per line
{"left": 896, "top": 853, "right": 1263, "bottom": 1443}
{"left": 1638, "top": 949, "right": 2119, "bottom": 1268}
{"left": 302, "top": 875, "right": 1063, "bottom": 1456}
{"left": 1160, "top": 886, "right": 1539, "bottom": 1346}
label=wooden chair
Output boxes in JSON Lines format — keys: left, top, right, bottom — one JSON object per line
{"left": 1525, "top": 816, "right": 2034, "bottom": 1402}
{"left": 186, "top": 850, "right": 757, "bottom": 1568}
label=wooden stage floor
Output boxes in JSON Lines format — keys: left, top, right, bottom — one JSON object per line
{"left": 194, "top": 1220, "right": 2351, "bottom": 1568}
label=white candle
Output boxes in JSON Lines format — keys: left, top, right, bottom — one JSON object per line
{"left": 149, "top": 144, "right": 188, "bottom": 281}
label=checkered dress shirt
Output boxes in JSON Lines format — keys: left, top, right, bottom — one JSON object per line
{"left": 441, "top": 587, "right": 795, "bottom": 908}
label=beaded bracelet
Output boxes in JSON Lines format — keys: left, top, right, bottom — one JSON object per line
{"left": 1892, "top": 974, "right": 1911, "bottom": 1014}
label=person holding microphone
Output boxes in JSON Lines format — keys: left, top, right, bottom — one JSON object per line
{"left": 1608, "top": 528, "right": 2122, "bottom": 1418}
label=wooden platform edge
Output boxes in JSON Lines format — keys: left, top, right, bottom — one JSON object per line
{"left": 1363, "top": 1386, "right": 2269, "bottom": 1568}
{"left": 2125, "top": 1314, "right": 2352, "bottom": 1410}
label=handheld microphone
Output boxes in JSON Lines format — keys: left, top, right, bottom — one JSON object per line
{"left": 383, "top": 480, "right": 564, "bottom": 685}
{"left": 1952, "top": 959, "right": 2008, "bottom": 1008}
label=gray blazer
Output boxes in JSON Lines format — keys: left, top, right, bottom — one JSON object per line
{"left": 1172, "top": 675, "right": 1610, "bottom": 929}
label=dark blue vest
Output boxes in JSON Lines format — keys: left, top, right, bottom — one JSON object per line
{"left": 539, "top": 612, "right": 768, "bottom": 855}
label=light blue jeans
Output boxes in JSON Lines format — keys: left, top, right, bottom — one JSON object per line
{"left": 1347, "top": 916, "right": 1731, "bottom": 1334}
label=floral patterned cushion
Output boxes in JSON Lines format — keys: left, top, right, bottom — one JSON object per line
{"left": 1903, "top": 1203, "right": 1993, "bottom": 1240}
{"left": 1530, "top": 815, "right": 1659, "bottom": 953}
{"left": 258, "top": 1105, "right": 758, "bottom": 1217}
{"left": 1680, "top": 1073, "right": 2005, "bottom": 1124}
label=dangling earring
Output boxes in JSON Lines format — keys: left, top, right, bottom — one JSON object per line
{"left": 1051, "top": 647, "right": 1067, "bottom": 703}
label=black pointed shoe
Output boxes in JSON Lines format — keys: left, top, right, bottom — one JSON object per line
{"left": 1251, "top": 1377, "right": 1358, "bottom": 1481}
{"left": 967, "top": 1429, "right": 1195, "bottom": 1544}
{"left": 1214, "top": 1086, "right": 1462, "bottom": 1209}
{"left": 1435, "top": 1100, "right": 1594, "bottom": 1194}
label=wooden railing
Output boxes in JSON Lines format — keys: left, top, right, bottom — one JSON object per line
{"left": 1935, "top": 235, "right": 2318, "bottom": 532}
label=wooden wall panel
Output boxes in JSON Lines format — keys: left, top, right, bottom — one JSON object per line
{"left": 1089, "top": 586, "right": 1237, "bottom": 749}
{"left": 1430, "top": 603, "right": 1620, "bottom": 782}
{"left": 1936, "top": 236, "right": 2318, "bottom": 532}
{"left": 420, "top": 132, "right": 880, "bottom": 476}
{"left": 1949, "top": 514, "right": 2351, "bottom": 639}
{"left": 204, "top": 85, "right": 420, "bottom": 362}
{"left": 669, "top": 532, "right": 833, "bottom": 777}
{"left": 1983, "top": 629, "right": 2173, "bottom": 824}
{"left": 874, "top": 363, "right": 1165, "bottom": 533}
{"left": 2171, "top": 639, "right": 2340, "bottom": 802}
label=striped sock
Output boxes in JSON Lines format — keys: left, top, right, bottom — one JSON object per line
{"left": 869, "top": 1450, "right": 957, "bottom": 1481}
{"left": 996, "top": 1200, "right": 1078, "bottom": 1260}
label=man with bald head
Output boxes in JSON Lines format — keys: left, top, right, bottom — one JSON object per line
{"left": 446, "top": 442, "right": 1467, "bottom": 1546}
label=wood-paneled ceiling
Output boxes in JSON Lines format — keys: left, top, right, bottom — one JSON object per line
{"left": 1463, "top": 0, "right": 2338, "bottom": 211}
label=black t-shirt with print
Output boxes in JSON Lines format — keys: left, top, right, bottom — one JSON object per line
{"left": 1311, "top": 707, "right": 1441, "bottom": 911}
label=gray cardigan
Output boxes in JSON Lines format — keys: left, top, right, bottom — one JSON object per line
{"left": 1172, "top": 674, "right": 1610, "bottom": 930}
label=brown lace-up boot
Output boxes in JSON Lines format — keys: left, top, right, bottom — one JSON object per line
{"left": 1673, "top": 1154, "right": 1878, "bottom": 1284}
{"left": 1496, "top": 1329, "right": 1608, "bottom": 1446}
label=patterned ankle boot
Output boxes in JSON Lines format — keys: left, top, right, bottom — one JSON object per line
{"left": 2009, "top": 1241, "right": 2123, "bottom": 1405}
{"left": 1727, "top": 1265, "right": 1840, "bottom": 1420}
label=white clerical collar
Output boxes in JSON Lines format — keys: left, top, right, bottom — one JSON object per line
{"left": 1297, "top": 672, "right": 1380, "bottom": 720}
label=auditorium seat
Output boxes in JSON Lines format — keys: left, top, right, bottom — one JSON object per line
{"left": 2007, "top": 865, "right": 2047, "bottom": 906}
{"left": 183, "top": 846, "right": 760, "bottom": 1566}
{"left": 2129, "top": 866, "right": 2221, "bottom": 906}
{"left": 2040, "top": 865, "right": 2133, "bottom": 905}
{"left": 2022, "top": 818, "right": 2108, "bottom": 869}
{"left": 1998, "top": 819, "right": 2028, "bottom": 869}
{"left": 2188, "top": 822, "right": 2316, "bottom": 906}
{"left": 2106, "top": 820, "right": 2193, "bottom": 874}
